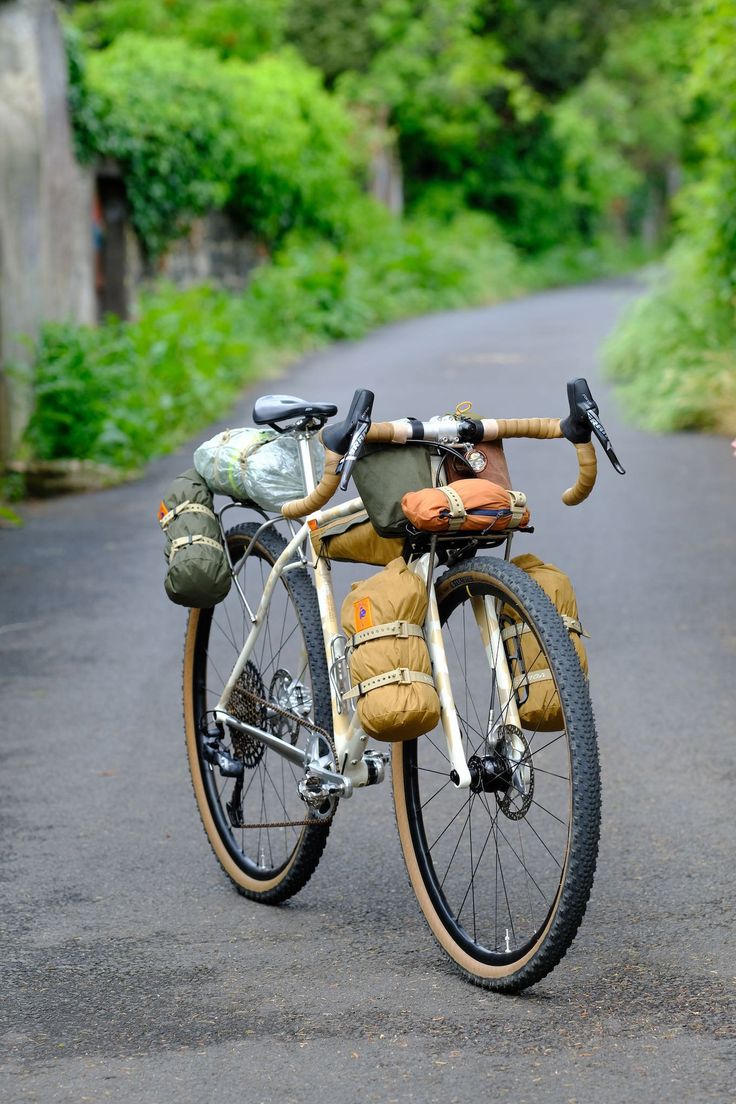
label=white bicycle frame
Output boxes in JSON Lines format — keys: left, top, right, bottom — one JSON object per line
{"left": 213, "top": 432, "right": 522, "bottom": 796}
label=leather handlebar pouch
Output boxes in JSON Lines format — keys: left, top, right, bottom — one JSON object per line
{"left": 401, "top": 479, "right": 530, "bottom": 534}
{"left": 445, "top": 441, "right": 512, "bottom": 489}
{"left": 342, "top": 557, "right": 440, "bottom": 741}
{"left": 158, "top": 468, "right": 231, "bottom": 608}
{"left": 502, "top": 553, "right": 589, "bottom": 731}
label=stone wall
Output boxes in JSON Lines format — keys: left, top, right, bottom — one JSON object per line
{"left": 0, "top": 0, "right": 95, "bottom": 461}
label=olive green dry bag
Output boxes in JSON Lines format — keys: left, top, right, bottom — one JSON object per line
{"left": 158, "top": 468, "right": 231, "bottom": 608}
{"left": 352, "top": 445, "right": 434, "bottom": 537}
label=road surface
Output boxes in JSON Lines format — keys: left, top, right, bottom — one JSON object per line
{"left": 1, "top": 279, "right": 734, "bottom": 1103}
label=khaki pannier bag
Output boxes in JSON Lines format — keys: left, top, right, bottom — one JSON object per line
{"left": 310, "top": 509, "right": 404, "bottom": 566}
{"left": 503, "top": 553, "right": 588, "bottom": 732}
{"left": 341, "top": 557, "right": 440, "bottom": 741}
{"left": 158, "top": 468, "right": 232, "bottom": 608}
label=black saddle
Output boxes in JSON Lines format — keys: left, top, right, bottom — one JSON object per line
{"left": 252, "top": 394, "right": 338, "bottom": 429}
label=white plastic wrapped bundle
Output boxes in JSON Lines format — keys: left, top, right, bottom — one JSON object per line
{"left": 194, "top": 427, "right": 325, "bottom": 512}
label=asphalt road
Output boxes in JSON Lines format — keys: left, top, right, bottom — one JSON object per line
{"left": 1, "top": 279, "right": 734, "bottom": 1103}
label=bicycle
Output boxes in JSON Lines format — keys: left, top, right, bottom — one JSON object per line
{"left": 182, "top": 380, "right": 625, "bottom": 993}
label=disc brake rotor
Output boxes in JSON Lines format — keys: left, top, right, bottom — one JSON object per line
{"left": 494, "top": 724, "right": 534, "bottom": 821}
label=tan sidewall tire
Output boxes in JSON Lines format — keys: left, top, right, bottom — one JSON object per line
{"left": 183, "top": 607, "right": 303, "bottom": 894}
{"left": 391, "top": 564, "right": 579, "bottom": 983}
{"left": 392, "top": 744, "right": 569, "bottom": 980}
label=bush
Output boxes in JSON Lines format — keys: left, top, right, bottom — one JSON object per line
{"left": 86, "top": 36, "right": 239, "bottom": 256}
{"left": 222, "top": 51, "right": 365, "bottom": 246}
{"left": 24, "top": 287, "right": 257, "bottom": 469}
{"left": 605, "top": 248, "right": 736, "bottom": 433}
{"left": 72, "top": 0, "right": 289, "bottom": 62}
{"left": 23, "top": 213, "right": 521, "bottom": 469}
{"left": 606, "top": 1, "right": 736, "bottom": 435}
{"left": 81, "top": 35, "right": 366, "bottom": 256}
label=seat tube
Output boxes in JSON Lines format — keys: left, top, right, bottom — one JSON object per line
{"left": 295, "top": 432, "right": 355, "bottom": 768}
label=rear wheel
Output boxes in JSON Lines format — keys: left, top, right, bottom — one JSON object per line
{"left": 183, "top": 523, "right": 333, "bottom": 904}
{"left": 392, "top": 557, "right": 600, "bottom": 992}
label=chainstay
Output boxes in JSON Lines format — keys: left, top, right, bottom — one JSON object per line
{"left": 222, "top": 686, "right": 338, "bottom": 830}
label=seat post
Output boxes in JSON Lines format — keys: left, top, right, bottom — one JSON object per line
{"left": 296, "top": 434, "right": 318, "bottom": 497}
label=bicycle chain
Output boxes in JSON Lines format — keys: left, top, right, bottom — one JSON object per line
{"left": 221, "top": 686, "right": 339, "bottom": 830}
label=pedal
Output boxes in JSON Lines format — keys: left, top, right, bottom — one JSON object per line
{"left": 363, "top": 749, "right": 390, "bottom": 786}
{"left": 202, "top": 739, "right": 244, "bottom": 778}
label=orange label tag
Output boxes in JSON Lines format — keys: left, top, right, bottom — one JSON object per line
{"left": 354, "top": 597, "right": 374, "bottom": 630}
{"left": 157, "top": 499, "right": 168, "bottom": 522}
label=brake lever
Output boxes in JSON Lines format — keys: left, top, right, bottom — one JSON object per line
{"left": 585, "top": 408, "right": 625, "bottom": 475}
{"left": 561, "top": 377, "right": 625, "bottom": 475}
{"left": 336, "top": 417, "right": 370, "bottom": 491}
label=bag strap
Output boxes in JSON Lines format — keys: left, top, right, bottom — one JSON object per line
{"left": 343, "top": 667, "right": 435, "bottom": 701}
{"left": 160, "top": 500, "right": 216, "bottom": 530}
{"left": 438, "top": 485, "right": 467, "bottom": 531}
{"left": 350, "top": 620, "right": 425, "bottom": 647}
{"left": 507, "top": 490, "right": 528, "bottom": 527}
{"left": 169, "top": 534, "right": 223, "bottom": 561}
{"left": 501, "top": 615, "right": 587, "bottom": 640}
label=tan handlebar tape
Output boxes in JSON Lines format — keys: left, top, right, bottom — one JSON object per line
{"left": 484, "top": 417, "right": 563, "bottom": 440}
{"left": 280, "top": 414, "right": 596, "bottom": 517}
{"left": 365, "top": 421, "right": 408, "bottom": 443}
{"left": 562, "top": 441, "right": 597, "bottom": 506}
{"left": 281, "top": 448, "right": 342, "bottom": 519}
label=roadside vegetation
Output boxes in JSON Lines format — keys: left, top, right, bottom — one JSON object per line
{"left": 17, "top": 0, "right": 727, "bottom": 477}
{"left": 605, "top": 0, "right": 736, "bottom": 435}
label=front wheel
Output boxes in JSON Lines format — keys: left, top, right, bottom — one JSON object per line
{"left": 392, "top": 557, "right": 601, "bottom": 992}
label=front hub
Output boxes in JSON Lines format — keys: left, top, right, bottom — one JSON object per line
{"left": 467, "top": 753, "right": 512, "bottom": 795}
{"left": 451, "top": 724, "right": 535, "bottom": 821}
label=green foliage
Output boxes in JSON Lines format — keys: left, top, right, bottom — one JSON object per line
{"left": 286, "top": 0, "right": 382, "bottom": 83}
{"left": 339, "top": 1, "right": 540, "bottom": 197}
{"left": 78, "top": 35, "right": 365, "bottom": 255}
{"left": 550, "top": 10, "right": 689, "bottom": 242}
{"left": 681, "top": 0, "right": 736, "bottom": 309}
{"left": 23, "top": 214, "right": 520, "bottom": 468}
{"left": 480, "top": 0, "right": 663, "bottom": 99}
{"left": 24, "top": 286, "right": 256, "bottom": 468}
{"left": 605, "top": 250, "right": 736, "bottom": 433}
{"left": 0, "top": 504, "right": 22, "bottom": 527}
{"left": 329, "top": 0, "right": 681, "bottom": 254}
{"left": 606, "top": 1, "right": 736, "bottom": 434}
{"left": 223, "top": 52, "right": 365, "bottom": 245}
{"left": 62, "top": 21, "right": 102, "bottom": 163}
{"left": 72, "top": 0, "right": 288, "bottom": 61}
{"left": 86, "top": 36, "right": 238, "bottom": 256}
{"left": 248, "top": 209, "right": 520, "bottom": 345}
